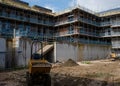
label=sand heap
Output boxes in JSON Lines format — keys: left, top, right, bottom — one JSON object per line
{"left": 62, "top": 59, "right": 78, "bottom": 67}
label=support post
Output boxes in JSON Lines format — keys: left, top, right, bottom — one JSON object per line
{"left": 54, "top": 42, "right": 56, "bottom": 63}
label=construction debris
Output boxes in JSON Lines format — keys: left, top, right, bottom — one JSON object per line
{"left": 61, "top": 59, "right": 79, "bottom": 67}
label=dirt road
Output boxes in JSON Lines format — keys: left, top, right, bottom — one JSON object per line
{"left": 0, "top": 59, "right": 120, "bottom": 86}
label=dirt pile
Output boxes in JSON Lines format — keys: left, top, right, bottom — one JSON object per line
{"left": 62, "top": 59, "right": 78, "bottom": 67}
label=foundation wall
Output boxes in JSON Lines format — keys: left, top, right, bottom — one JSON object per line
{"left": 0, "top": 38, "right": 6, "bottom": 69}
{"left": 0, "top": 38, "right": 111, "bottom": 69}
{"left": 56, "top": 42, "right": 111, "bottom": 62}
{"left": 0, "top": 37, "right": 54, "bottom": 69}
{"left": 15, "top": 38, "right": 42, "bottom": 67}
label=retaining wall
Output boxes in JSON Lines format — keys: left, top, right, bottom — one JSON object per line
{"left": 56, "top": 42, "right": 111, "bottom": 62}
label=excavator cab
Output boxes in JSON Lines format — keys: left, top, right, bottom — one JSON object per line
{"left": 26, "top": 40, "right": 52, "bottom": 86}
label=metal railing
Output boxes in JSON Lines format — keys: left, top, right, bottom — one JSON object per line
{"left": 55, "top": 17, "right": 100, "bottom": 26}
{"left": 56, "top": 37, "right": 111, "bottom": 45}
{"left": 0, "top": 28, "right": 53, "bottom": 39}
{"left": 0, "top": 11, "right": 54, "bottom": 26}
{"left": 78, "top": 17, "right": 100, "bottom": 26}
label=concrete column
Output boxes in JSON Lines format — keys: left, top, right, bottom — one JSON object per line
{"left": 53, "top": 42, "right": 56, "bottom": 62}
{"left": 12, "top": 37, "right": 20, "bottom": 67}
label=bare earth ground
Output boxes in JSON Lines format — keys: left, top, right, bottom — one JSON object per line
{"left": 0, "top": 59, "right": 120, "bottom": 86}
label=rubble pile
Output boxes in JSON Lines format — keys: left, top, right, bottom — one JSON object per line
{"left": 62, "top": 59, "right": 78, "bottom": 67}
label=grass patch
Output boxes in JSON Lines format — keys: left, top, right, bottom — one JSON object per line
{"left": 81, "top": 61, "right": 91, "bottom": 64}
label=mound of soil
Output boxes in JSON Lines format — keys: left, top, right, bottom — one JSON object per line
{"left": 62, "top": 59, "right": 78, "bottom": 67}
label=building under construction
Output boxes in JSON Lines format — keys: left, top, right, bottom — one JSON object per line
{"left": 0, "top": 0, "right": 119, "bottom": 69}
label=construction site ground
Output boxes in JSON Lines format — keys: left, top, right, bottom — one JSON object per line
{"left": 0, "top": 59, "right": 120, "bottom": 86}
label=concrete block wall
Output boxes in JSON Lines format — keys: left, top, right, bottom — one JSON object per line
{"left": 15, "top": 38, "right": 31, "bottom": 67}
{"left": 0, "top": 37, "right": 111, "bottom": 69}
{"left": 15, "top": 38, "right": 42, "bottom": 67}
{"left": 0, "top": 37, "right": 55, "bottom": 69}
{"left": 0, "top": 38, "right": 6, "bottom": 69}
{"left": 56, "top": 43, "right": 78, "bottom": 61}
{"left": 0, "top": 37, "right": 42, "bottom": 69}
{"left": 56, "top": 42, "right": 111, "bottom": 62}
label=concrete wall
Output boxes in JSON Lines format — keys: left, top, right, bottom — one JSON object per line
{"left": 0, "top": 37, "right": 44, "bottom": 68}
{"left": 112, "top": 38, "right": 120, "bottom": 48}
{"left": 56, "top": 42, "right": 111, "bottom": 62}
{"left": 0, "top": 37, "right": 111, "bottom": 68}
{"left": 0, "top": 38, "right": 6, "bottom": 69}
{"left": 4, "top": 37, "right": 54, "bottom": 68}
{"left": 56, "top": 43, "right": 78, "bottom": 61}
{"left": 15, "top": 38, "right": 42, "bottom": 67}
{"left": 15, "top": 38, "right": 31, "bottom": 67}
{"left": 6, "top": 39, "right": 13, "bottom": 68}
{"left": 81, "top": 44, "right": 110, "bottom": 60}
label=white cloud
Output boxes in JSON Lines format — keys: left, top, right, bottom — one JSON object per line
{"left": 69, "top": 0, "right": 120, "bottom": 12}
{"left": 44, "top": 4, "right": 57, "bottom": 12}
{"left": 21, "top": 0, "right": 40, "bottom": 6}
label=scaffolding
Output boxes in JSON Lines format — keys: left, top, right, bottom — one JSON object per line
{"left": 54, "top": 6, "right": 111, "bottom": 45}
{"left": 0, "top": 1, "right": 54, "bottom": 42}
{"left": 55, "top": 5, "right": 98, "bottom": 16}
{"left": 0, "top": 0, "right": 119, "bottom": 46}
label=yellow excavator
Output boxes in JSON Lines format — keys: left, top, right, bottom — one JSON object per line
{"left": 26, "top": 41, "right": 52, "bottom": 86}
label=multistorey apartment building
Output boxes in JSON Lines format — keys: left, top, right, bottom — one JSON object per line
{"left": 100, "top": 9, "right": 120, "bottom": 56}
{"left": 55, "top": 7, "right": 111, "bottom": 45}
{"left": 0, "top": 0, "right": 55, "bottom": 68}
{"left": 0, "top": 0, "right": 54, "bottom": 41}
{"left": 0, "top": 0, "right": 118, "bottom": 45}
{"left": 0, "top": 0, "right": 119, "bottom": 68}
{"left": 54, "top": 6, "right": 120, "bottom": 58}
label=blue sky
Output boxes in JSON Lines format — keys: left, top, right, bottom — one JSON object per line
{"left": 22, "top": 0, "right": 120, "bottom": 12}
